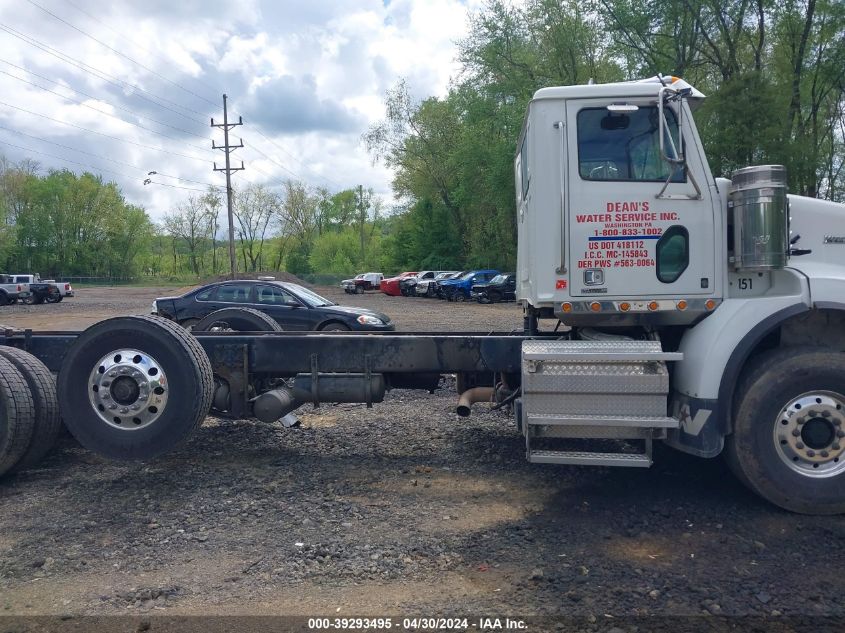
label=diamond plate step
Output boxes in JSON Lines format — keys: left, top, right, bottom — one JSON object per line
{"left": 528, "top": 449, "right": 651, "bottom": 467}
{"left": 522, "top": 340, "right": 682, "bottom": 363}
{"left": 526, "top": 413, "right": 679, "bottom": 428}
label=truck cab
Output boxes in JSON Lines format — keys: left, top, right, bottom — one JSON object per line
{"left": 515, "top": 76, "right": 845, "bottom": 514}
{"left": 516, "top": 76, "right": 721, "bottom": 325}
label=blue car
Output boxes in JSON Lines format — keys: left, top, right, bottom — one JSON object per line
{"left": 439, "top": 269, "right": 500, "bottom": 302}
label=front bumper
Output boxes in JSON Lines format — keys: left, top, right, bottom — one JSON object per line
{"left": 349, "top": 321, "right": 396, "bottom": 332}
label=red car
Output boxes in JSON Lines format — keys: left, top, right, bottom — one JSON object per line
{"left": 380, "top": 272, "right": 417, "bottom": 296}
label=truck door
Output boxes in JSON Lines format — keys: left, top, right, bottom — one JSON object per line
{"left": 566, "top": 100, "right": 716, "bottom": 298}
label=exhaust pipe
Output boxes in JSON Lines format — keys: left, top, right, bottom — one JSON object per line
{"left": 456, "top": 387, "right": 495, "bottom": 417}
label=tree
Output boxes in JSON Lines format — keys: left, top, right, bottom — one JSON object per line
{"left": 163, "top": 196, "right": 210, "bottom": 276}
{"left": 233, "top": 184, "right": 277, "bottom": 271}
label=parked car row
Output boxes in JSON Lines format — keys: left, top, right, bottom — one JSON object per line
{"left": 385, "top": 270, "right": 518, "bottom": 303}
{"left": 0, "top": 273, "right": 73, "bottom": 306}
{"left": 337, "top": 268, "right": 517, "bottom": 304}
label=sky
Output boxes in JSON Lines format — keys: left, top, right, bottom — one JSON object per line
{"left": 0, "top": 0, "right": 483, "bottom": 219}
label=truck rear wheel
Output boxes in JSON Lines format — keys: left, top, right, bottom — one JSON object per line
{"left": 57, "top": 316, "right": 214, "bottom": 460}
{"left": 0, "top": 356, "right": 36, "bottom": 475}
{"left": 727, "top": 347, "right": 845, "bottom": 514}
{"left": 0, "top": 347, "right": 61, "bottom": 472}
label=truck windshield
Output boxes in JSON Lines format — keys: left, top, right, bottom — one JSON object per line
{"left": 577, "top": 106, "right": 685, "bottom": 182}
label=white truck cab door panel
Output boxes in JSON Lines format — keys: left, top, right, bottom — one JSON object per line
{"left": 566, "top": 99, "right": 717, "bottom": 298}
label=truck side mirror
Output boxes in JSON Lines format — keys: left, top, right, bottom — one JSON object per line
{"left": 656, "top": 86, "right": 702, "bottom": 200}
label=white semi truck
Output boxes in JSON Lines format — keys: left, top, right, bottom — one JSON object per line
{"left": 0, "top": 75, "right": 842, "bottom": 515}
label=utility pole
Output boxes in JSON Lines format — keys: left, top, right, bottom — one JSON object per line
{"left": 358, "top": 184, "right": 365, "bottom": 266}
{"left": 212, "top": 94, "right": 244, "bottom": 280}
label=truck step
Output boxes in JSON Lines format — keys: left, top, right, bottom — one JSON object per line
{"left": 528, "top": 449, "right": 651, "bottom": 467}
{"left": 526, "top": 413, "right": 678, "bottom": 428}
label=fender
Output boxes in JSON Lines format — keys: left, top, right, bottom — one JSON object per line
{"left": 666, "top": 268, "right": 810, "bottom": 457}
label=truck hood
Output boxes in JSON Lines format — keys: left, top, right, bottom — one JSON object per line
{"left": 788, "top": 194, "right": 845, "bottom": 268}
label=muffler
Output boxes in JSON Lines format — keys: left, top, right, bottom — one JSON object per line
{"left": 252, "top": 373, "right": 386, "bottom": 422}
{"left": 456, "top": 387, "right": 495, "bottom": 417}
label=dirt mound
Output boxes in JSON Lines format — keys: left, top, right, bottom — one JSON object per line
{"left": 199, "top": 271, "right": 313, "bottom": 288}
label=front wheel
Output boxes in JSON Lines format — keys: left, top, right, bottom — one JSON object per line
{"left": 320, "top": 322, "right": 350, "bottom": 332}
{"left": 355, "top": 285, "right": 364, "bottom": 295}
{"left": 453, "top": 293, "right": 466, "bottom": 303}
{"left": 727, "top": 347, "right": 845, "bottom": 515}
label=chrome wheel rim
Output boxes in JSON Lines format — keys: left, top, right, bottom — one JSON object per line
{"left": 88, "top": 349, "right": 169, "bottom": 431}
{"left": 774, "top": 391, "right": 845, "bottom": 478}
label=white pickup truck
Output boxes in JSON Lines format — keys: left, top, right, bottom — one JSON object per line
{"left": 11, "top": 274, "right": 73, "bottom": 303}
{"left": 0, "top": 274, "right": 30, "bottom": 305}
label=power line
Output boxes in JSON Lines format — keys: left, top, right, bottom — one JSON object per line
{"left": 0, "top": 68, "right": 215, "bottom": 155}
{"left": 248, "top": 125, "right": 344, "bottom": 189}
{"left": 0, "top": 137, "right": 139, "bottom": 181}
{"left": 0, "top": 99, "right": 211, "bottom": 163}
{"left": 0, "top": 123, "right": 216, "bottom": 187}
{"left": 143, "top": 181, "right": 211, "bottom": 193}
{"left": 0, "top": 58, "right": 209, "bottom": 138}
{"left": 62, "top": 0, "right": 225, "bottom": 103}
{"left": 0, "top": 22, "right": 210, "bottom": 122}
{"left": 25, "top": 0, "right": 219, "bottom": 108}
{"left": 0, "top": 137, "right": 211, "bottom": 193}
{"left": 50, "top": 4, "right": 343, "bottom": 192}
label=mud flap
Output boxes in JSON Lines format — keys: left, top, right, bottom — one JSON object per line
{"left": 664, "top": 393, "right": 723, "bottom": 458}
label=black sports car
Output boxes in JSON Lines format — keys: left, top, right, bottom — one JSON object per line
{"left": 153, "top": 280, "right": 394, "bottom": 331}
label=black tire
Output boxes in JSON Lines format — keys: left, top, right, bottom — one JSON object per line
{"left": 453, "top": 293, "right": 466, "bottom": 303}
{"left": 0, "top": 355, "right": 36, "bottom": 475}
{"left": 0, "top": 347, "right": 61, "bottom": 472}
{"left": 179, "top": 318, "right": 200, "bottom": 331}
{"left": 192, "top": 307, "right": 282, "bottom": 332}
{"left": 727, "top": 347, "right": 845, "bottom": 515}
{"left": 0, "top": 293, "right": 9, "bottom": 307}
{"left": 320, "top": 322, "right": 350, "bottom": 332}
{"left": 46, "top": 295, "right": 63, "bottom": 303}
{"left": 487, "top": 291, "right": 502, "bottom": 304}
{"left": 57, "top": 315, "right": 214, "bottom": 460}
{"left": 355, "top": 285, "right": 364, "bottom": 295}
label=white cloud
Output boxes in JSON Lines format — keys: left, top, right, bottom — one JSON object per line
{"left": 0, "top": 0, "right": 482, "bottom": 219}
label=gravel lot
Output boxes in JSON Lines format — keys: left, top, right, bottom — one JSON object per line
{"left": 0, "top": 286, "right": 843, "bottom": 624}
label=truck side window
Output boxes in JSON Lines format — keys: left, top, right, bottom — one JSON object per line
{"left": 656, "top": 226, "right": 689, "bottom": 283}
{"left": 195, "top": 288, "right": 213, "bottom": 301}
{"left": 577, "top": 107, "right": 685, "bottom": 183}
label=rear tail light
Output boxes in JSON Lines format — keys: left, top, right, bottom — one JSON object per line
{"left": 65, "top": 283, "right": 71, "bottom": 290}
{"left": 16, "top": 285, "right": 21, "bottom": 292}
